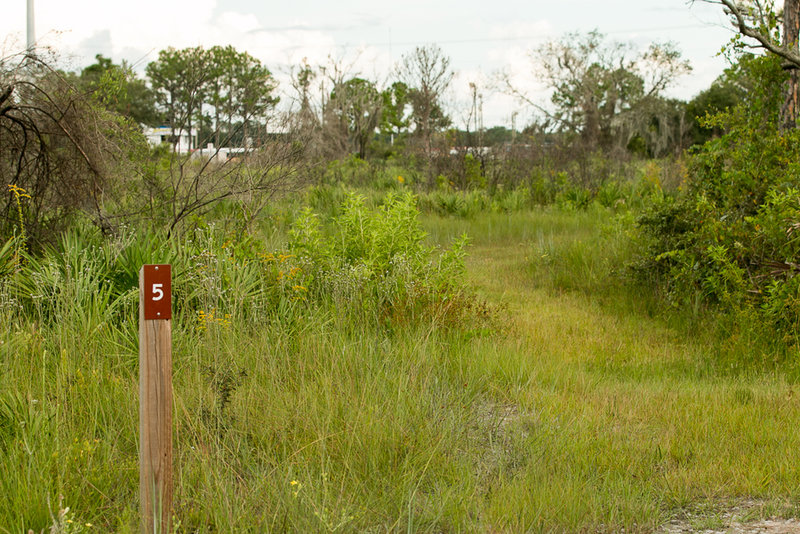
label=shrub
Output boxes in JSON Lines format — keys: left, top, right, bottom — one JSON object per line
{"left": 633, "top": 54, "right": 800, "bottom": 338}
{"left": 289, "top": 191, "right": 471, "bottom": 324}
{"left": 556, "top": 187, "right": 592, "bottom": 211}
{"left": 0, "top": 52, "right": 146, "bottom": 245}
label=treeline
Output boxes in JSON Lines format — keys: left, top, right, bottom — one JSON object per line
{"left": 60, "top": 44, "right": 455, "bottom": 160}
{"left": 64, "top": 46, "right": 278, "bottom": 149}
{"left": 62, "top": 33, "right": 743, "bottom": 162}
{"left": 0, "top": 31, "right": 754, "bottom": 247}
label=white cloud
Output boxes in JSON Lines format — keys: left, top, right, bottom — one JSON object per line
{"left": 487, "top": 20, "right": 553, "bottom": 41}
{"left": 217, "top": 11, "right": 261, "bottom": 34}
{"left": 2, "top": 0, "right": 348, "bottom": 73}
{"left": 39, "top": 0, "right": 216, "bottom": 53}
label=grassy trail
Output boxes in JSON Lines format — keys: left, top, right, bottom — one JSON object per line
{"left": 427, "top": 211, "right": 800, "bottom": 532}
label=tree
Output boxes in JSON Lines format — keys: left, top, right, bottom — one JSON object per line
{"left": 398, "top": 45, "right": 454, "bottom": 157}
{"left": 212, "top": 47, "right": 278, "bottom": 146}
{"left": 289, "top": 58, "right": 318, "bottom": 136}
{"left": 0, "top": 52, "right": 145, "bottom": 243}
{"left": 504, "top": 30, "right": 691, "bottom": 152}
{"left": 328, "top": 77, "right": 382, "bottom": 159}
{"left": 699, "top": 0, "right": 800, "bottom": 128}
{"left": 0, "top": 49, "right": 300, "bottom": 240}
{"left": 380, "top": 81, "right": 411, "bottom": 141}
{"left": 205, "top": 46, "right": 236, "bottom": 147}
{"left": 143, "top": 46, "right": 292, "bottom": 232}
{"left": 146, "top": 46, "right": 210, "bottom": 149}
{"left": 292, "top": 53, "right": 375, "bottom": 161}
{"left": 685, "top": 73, "right": 747, "bottom": 145}
{"left": 623, "top": 97, "right": 688, "bottom": 157}
{"left": 146, "top": 46, "right": 279, "bottom": 150}
{"left": 483, "top": 126, "right": 514, "bottom": 146}
{"left": 77, "top": 54, "right": 159, "bottom": 126}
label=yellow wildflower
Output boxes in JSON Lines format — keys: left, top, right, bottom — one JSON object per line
{"left": 7, "top": 184, "right": 31, "bottom": 199}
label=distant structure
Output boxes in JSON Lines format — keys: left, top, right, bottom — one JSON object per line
{"left": 142, "top": 127, "right": 250, "bottom": 161}
{"left": 143, "top": 126, "right": 198, "bottom": 153}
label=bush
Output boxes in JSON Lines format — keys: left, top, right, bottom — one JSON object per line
{"left": 289, "top": 191, "right": 471, "bottom": 324}
{"left": 556, "top": 187, "right": 592, "bottom": 211}
{"left": 633, "top": 54, "right": 800, "bottom": 339}
{"left": 0, "top": 53, "right": 146, "bottom": 246}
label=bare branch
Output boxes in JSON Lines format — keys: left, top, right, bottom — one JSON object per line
{"left": 700, "top": 0, "right": 800, "bottom": 68}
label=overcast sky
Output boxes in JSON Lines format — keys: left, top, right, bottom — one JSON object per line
{"left": 2, "top": 0, "right": 739, "bottom": 128}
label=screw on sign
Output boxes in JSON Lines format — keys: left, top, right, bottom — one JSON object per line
{"left": 143, "top": 264, "right": 171, "bottom": 320}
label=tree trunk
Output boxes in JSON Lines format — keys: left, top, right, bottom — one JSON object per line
{"left": 782, "top": 0, "right": 800, "bottom": 130}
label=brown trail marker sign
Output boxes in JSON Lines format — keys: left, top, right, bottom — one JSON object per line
{"left": 139, "top": 264, "right": 172, "bottom": 533}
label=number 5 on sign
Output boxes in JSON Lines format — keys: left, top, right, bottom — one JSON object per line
{"left": 142, "top": 265, "right": 171, "bottom": 319}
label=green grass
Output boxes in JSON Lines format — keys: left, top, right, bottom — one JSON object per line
{"left": 2, "top": 206, "right": 800, "bottom": 532}
{"left": 426, "top": 207, "right": 800, "bottom": 531}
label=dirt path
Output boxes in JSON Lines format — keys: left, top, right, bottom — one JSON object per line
{"left": 464, "top": 241, "right": 800, "bottom": 534}
{"left": 661, "top": 511, "right": 800, "bottom": 533}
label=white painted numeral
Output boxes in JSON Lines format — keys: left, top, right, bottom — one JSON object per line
{"left": 152, "top": 283, "right": 164, "bottom": 301}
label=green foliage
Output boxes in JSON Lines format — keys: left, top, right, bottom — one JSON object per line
{"left": 685, "top": 78, "right": 744, "bottom": 146}
{"left": 310, "top": 153, "right": 674, "bottom": 221}
{"left": 0, "top": 189, "right": 472, "bottom": 336}
{"left": 7, "top": 199, "right": 800, "bottom": 531}
{"left": 380, "top": 81, "right": 411, "bottom": 138}
{"left": 556, "top": 187, "right": 592, "bottom": 211}
{"left": 462, "top": 153, "right": 485, "bottom": 189}
{"left": 14, "top": 33, "right": 800, "bottom": 532}
{"left": 322, "top": 154, "right": 376, "bottom": 186}
{"left": 289, "top": 191, "right": 470, "bottom": 324}
{"left": 78, "top": 54, "right": 160, "bottom": 126}
{"left": 146, "top": 46, "right": 208, "bottom": 136}
{"left": 418, "top": 189, "right": 489, "bottom": 218}
{"left": 328, "top": 77, "right": 383, "bottom": 159}
{"left": 146, "top": 45, "right": 278, "bottom": 148}
{"left": 595, "top": 181, "right": 626, "bottom": 208}
{"left": 634, "top": 54, "right": 800, "bottom": 340}
{"left": 1, "top": 54, "right": 150, "bottom": 245}
{"left": 0, "top": 195, "right": 490, "bottom": 530}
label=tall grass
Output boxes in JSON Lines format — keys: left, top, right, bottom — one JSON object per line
{"left": 3, "top": 200, "right": 800, "bottom": 532}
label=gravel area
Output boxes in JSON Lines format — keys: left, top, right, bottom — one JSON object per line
{"left": 659, "top": 501, "right": 800, "bottom": 534}
{"left": 661, "top": 518, "right": 800, "bottom": 533}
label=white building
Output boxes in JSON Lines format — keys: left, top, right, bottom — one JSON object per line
{"left": 143, "top": 126, "right": 198, "bottom": 153}
{"left": 192, "top": 144, "right": 249, "bottom": 162}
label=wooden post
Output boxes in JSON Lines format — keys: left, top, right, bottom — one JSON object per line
{"left": 139, "top": 264, "right": 172, "bottom": 534}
